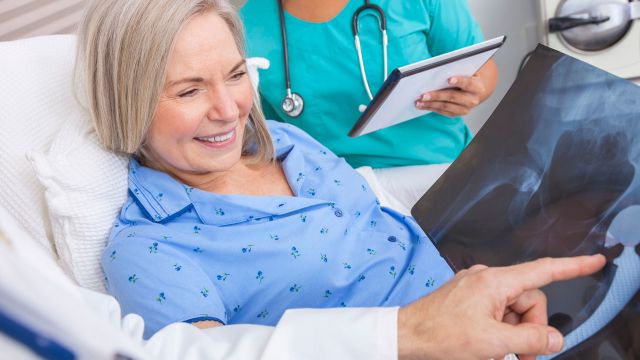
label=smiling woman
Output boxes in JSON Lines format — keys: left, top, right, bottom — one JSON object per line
{"left": 76, "top": 0, "right": 273, "bottom": 163}
{"left": 141, "top": 12, "right": 286, "bottom": 194}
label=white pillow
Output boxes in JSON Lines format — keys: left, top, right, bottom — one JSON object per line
{"left": 0, "top": 35, "right": 81, "bottom": 255}
{"left": 28, "top": 54, "right": 270, "bottom": 293}
{"left": 30, "top": 114, "right": 128, "bottom": 293}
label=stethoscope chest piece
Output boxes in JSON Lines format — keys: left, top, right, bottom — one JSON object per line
{"left": 282, "top": 91, "right": 304, "bottom": 117}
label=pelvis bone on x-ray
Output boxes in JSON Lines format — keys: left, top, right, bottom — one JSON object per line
{"left": 412, "top": 45, "right": 640, "bottom": 359}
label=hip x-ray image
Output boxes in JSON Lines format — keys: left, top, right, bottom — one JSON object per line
{"left": 412, "top": 45, "right": 640, "bottom": 359}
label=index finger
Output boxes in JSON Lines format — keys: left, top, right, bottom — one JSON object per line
{"left": 501, "top": 255, "right": 606, "bottom": 297}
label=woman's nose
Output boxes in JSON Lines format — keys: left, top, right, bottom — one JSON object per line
{"left": 206, "top": 85, "right": 239, "bottom": 122}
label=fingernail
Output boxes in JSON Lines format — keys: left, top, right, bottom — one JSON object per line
{"left": 449, "top": 78, "right": 457, "bottom": 85}
{"left": 422, "top": 94, "right": 431, "bottom": 101}
{"left": 547, "top": 332, "right": 563, "bottom": 353}
{"left": 416, "top": 102, "right": 430, "bottom": 110}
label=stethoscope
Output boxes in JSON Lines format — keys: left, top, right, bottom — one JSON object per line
{"left": 278, "top": 0, "right": 389, "bottom": 117}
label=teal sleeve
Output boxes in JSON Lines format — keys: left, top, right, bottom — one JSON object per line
{"left": 424, "top": 0, "right": 485, "bottom": 56}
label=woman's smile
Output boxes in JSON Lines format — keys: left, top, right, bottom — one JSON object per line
{"left": 194, "top": 128, "right": 237, "bottom": 148}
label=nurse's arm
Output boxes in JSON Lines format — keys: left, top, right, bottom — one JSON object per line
{"left": 473, "top": 58, "right": 499, "bottom": 102}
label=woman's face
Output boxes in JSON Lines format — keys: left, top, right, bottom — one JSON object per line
{"left": 144, "top": 11, "right": 253, "bottom": 181}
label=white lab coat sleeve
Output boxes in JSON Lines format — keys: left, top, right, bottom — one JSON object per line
{"left": 141, "top": 307, "right": 398, "bottom": 360}
{"left": 260, "top": 307, "right": 398, "bottom": 360}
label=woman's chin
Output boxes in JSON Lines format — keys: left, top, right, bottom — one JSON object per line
{"left": 193, "top": 150, "right": 244, "bottom": 174}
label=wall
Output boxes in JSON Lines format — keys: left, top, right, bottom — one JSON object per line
{"left": 466, "top": 0, "right": 542, "bottom": 133}
{"left": 0, "top": 0, "right": 246, "bottom": 41}
{"left": 0, "top": 0, "right": 86, "bottom": 41}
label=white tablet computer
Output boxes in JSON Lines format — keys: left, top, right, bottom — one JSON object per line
{"left": 348, "top": 35, "right": 506, "bottom": 137}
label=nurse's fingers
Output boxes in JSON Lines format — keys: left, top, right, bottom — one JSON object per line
{"left": 417, "top": 99, "right": 470, "bottom": 117}
{"left": 420, "top": 89, "right": 479, "bottom": 108}
{"left": 449, "top": 75, "right": 486, "bottom": 96}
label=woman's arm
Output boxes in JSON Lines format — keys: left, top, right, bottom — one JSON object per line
{"left": 193, "top": 320, "right": 224, "bottom": 329}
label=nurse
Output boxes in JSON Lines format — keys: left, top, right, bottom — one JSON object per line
{"left": 240, "top": 0, "right": 498, "bottom": 170}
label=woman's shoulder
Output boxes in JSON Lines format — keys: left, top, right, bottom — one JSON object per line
{"left": 107, "top": 210, "right": 161, "bottom": 243}
{"left": 266, "top": 120, "right": 308, "bottom": 141}
{"left": 267, "top": 120, "right": 336, "bottom": 156}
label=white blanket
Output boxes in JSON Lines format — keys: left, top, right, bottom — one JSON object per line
{"left": 0, "top": 206, "right": 397, "bottom": 360}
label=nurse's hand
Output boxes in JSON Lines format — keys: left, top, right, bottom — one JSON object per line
{"left": 415, "top": 59, "right": 498, "bottom": 117}
{"left": 397, "top": 254, "right": 606, "bottom": 360}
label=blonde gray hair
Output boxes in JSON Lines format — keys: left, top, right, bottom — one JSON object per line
{"left": 75, "top": 0, "right": 274, "bottom": 164}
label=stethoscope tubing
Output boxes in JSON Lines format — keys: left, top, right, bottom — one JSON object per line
{"left": 351, "top": 1, "right": 387, "bottom": 36}
{"left": 278, "top": 0, "right": 293, "bottom": 97}
{"left": 278, "top": 0, "right": 389, "bottom": 117}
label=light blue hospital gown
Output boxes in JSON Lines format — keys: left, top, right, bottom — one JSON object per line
{"left": 102, "top": 121, "right": 454, "bottom": 339}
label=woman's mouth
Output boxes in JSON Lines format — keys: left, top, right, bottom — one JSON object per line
{"left": 194, "top": 129, "right": 237, "bottom": 148}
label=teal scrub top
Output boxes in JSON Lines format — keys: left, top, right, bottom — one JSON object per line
{"left": 240, "top": 0, "right": 485, "bottom": 168}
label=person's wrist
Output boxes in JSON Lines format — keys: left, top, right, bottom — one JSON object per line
{"left": 398, "top": 306, "right": 416, "bottom": 360}
{"left": 471, "top": 75, "right": 489, "bottom": 103}
{"left": 398, "top": 305, "right": 437, "bottom": 360}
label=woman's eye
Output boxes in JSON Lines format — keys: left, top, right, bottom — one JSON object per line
{"left": 178, "top": 89, "right": 199, "bottom": 98}
{"left": 229, "top": 71, "right": 247, "bottom": 81}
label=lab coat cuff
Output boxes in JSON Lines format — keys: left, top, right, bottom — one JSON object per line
{"left": 261, "top": 306, "right": 399, "bottom": 360}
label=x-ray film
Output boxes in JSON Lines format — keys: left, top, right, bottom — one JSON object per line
{"left": 412, "top": 45, "right": 640, "bottom": 359}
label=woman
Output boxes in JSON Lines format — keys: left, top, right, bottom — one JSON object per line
{"left": 77, "top": 1, "right": 604, "bottom": 358}
{"left": 240, "top": 0, "right": 498, "bottom": 209}
{"left": 87, "top": 0, "right": 455, "bottom": 337}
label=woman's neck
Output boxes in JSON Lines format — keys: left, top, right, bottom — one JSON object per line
{"left": 283, "top": 0, "right": 351, "bottom": 23}
{"left": 143, "top": 155, "right": 292, "bottom": 197}
{"left": 189, "top": 161, "right": 294, "bottom": 197}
